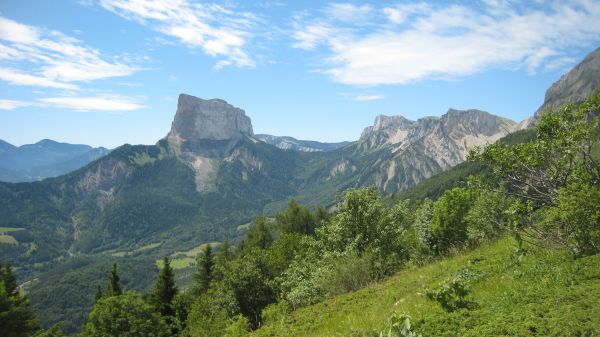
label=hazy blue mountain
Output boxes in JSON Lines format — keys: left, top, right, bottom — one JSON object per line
{"left": 0, "top": 139, "right": 110, "bottom": 182}
{"left": 255, "top": 134, "right": 351, "bottom": 152}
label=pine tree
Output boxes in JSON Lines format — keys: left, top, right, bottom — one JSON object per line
{"left": 0, "top": 264, "right": 18, "bottom": 295}
{"left": 239, "top": 214, "right": 273, "bottom": 254}
{"left": 216, "top": 239, "right": 233, "bottom": 263}
{"left": 107, "top": 263, "right": 122, "bottom": 296}
{"left": 150, "top": 257, "right": 178, "bottom": 331}
{"left": 213, "top": 239, "right": 234, "bottom": 282}
{"left": 94, "top": 285, "right": 103, "bottom": 303}
{"left": 194, "top": 244, "right": 214, "bottom": 295}
{"left": 0, "top": 264, "right": 40, "bottom": 337}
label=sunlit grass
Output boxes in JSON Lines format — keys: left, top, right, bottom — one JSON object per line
{"left": 253, "top": 237, "right": 600, "bottom": 336}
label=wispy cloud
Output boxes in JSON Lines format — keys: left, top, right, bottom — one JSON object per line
{"left": 0, "top": 68, "right": 79, "bottom": 90}
{"left": 38, "top": 94, "right": 145, "bottom": 112}
{"left": 0, "top": 17, "right": 138, "bottom": 89}
{"left": 0, "top": 99, "right": 36, "bottom": 110}
{"left": 99, "top": 0, "right": 257, "bottom": 68}
{"left": 352, "top": 94, "right": 384, "bottom": 101}
{"left": 292, "top": 23, "right": 337, "bottom": 50}
{"left": 339, "top": 92, "right": 385, "bottom": 101}
{"left": 293, "top": 1, "right": 600, "bottom": 85}
{"left": 325, "top": 3, "right": 372, "bottom": 23}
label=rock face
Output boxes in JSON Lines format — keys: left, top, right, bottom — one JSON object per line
{"left": 355, "top": 109, "right": 516, "bottom": 192}
{"left": 255, "top": 134, "right": 350, "bottom": 152}
{"left": 524, "top": 47, "right": 600, "bottom": 127}
{"left": 167, "top": 94, "right": 253, "bottom": 146}
{"left": 165, "top": 94, "right": 255, "bottom": 191}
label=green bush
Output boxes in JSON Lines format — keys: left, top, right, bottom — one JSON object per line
{"left": 425, "top": 277, "right": 469, "bottom": 312}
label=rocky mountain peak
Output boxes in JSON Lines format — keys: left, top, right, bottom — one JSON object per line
{"left": 360, "top": 115, "right": 415, "bottom": 144}
{"left": 167, "top": 94, "right": 253, "bottom": 144}
{"left": 524, "top": 47, "right": 600, "bottom": 127}
{"left": 442, "top": 109, "right": 515, "bottom": 136}
{"left": 164, "top": 94, "right": 255, "bottom": 192}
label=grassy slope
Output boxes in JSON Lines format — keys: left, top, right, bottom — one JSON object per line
{"left": 253, "top": 237, "right": 600, "bottom": 336}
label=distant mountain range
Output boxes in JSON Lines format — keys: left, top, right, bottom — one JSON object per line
{"left": 255, "top": 134, "right": 351, "bottom": 152}
{"left": 0, "top": 139, "right": 110, "bottom": 182}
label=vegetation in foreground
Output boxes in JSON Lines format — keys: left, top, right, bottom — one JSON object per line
{"left": 253, "top": 236, "right": 600, "bottom": 337}
{"left": 1, "top": 94, "right": 599, "bottom": 336}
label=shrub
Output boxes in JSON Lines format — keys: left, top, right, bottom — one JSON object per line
{"left": 425, "top": 268, "right": 481, "bottom": 312}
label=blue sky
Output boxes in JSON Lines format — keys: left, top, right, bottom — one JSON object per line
{"left": 1, "top": 0, "right": 599, "bottom": 148}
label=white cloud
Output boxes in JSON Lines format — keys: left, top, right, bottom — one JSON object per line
{"left": 293, "top": 1, "right": 600, "bottom": 85}
{"left": 0, "top": 99, "right": 35, "bottom": 110}
{"left": 0, "top": 16, "right": 138, "bottom": 88}
{"left": 383, "top": 3, "right": 429, "bottom": 24}
{"left": 99, "top": 0, "right": 256, "bottom": 68}
{"left": 38, "top": 95, "right": 145, "bottom": 112}
{"left": 352, "top": 94, "right": 384, "bottom": 101}
{"left": 292, "top": 23, "right": 336, "bottom": 50}
{"left": 325, "top": 3, "right": 372, "bottom": 22}
{"left": 0, "top": 68, "right": 79, "bottom": 90}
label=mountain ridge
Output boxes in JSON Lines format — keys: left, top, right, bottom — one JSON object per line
{"left": 0, "top": 139, "right": 110, "bottom": 182}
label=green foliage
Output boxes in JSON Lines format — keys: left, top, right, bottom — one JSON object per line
{"left": 316, "top": 251, "right": 377, "bottom": 297}
{"left": 149, "top": 257, "right": 178, "bottom": 332}
{"left": 253, "top": 237, "right": 600, "bottom": 337}
{"left": 32, "top": 323, "right": 65, "bottom": 337}
{"left": 261, "top": 300, "right": 289, "bottom": 328}
{"left": 384, "top": 313, "right": 422, "bottom": 337}
{"left": 465, "top": 188, "right": 512, "bottom": 245}
{"left": 473, "top": 93, "right": 600, "bottom": 256}
{"left": 81, "top": 292, "right": 169, "bottom": 337}
{"left": 185, "top": 293, "right": 230, "bottom": 337}
{"left": 276, "top": 199, "right": 319, "bottom": 235}
{"left": 221, "top": 250, "right": 277, "bottom": 327}
{"left": 319, "top": 188, "right": 385, "bottom": 254}
{"left": 193, "top": 244, "right": 214, "bottom": 295}
{"left": 425, "top": 268, "right": 481, "bottom": 312}
{"left": 430, "top": 188, "right": 474, "bottom": 254}
{"left": 239, "top": 215, "right": 274, "bottom": 254}
{"left": 26, "top": 256, "right": 156, "bottom": 335}
{"left": 543, "top": 182, "right": 600, "bottom": 257}
{"left": 223, "top": 315, "right": 250, "bottom": 337}
{"left": 107, "top": 263, "right": 122, "bottom": 296}
{"left": 0, "top": 265, "right": 40, "bottom": 337}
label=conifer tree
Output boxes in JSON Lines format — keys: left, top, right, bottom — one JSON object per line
{"left": 150, "top": 257, "right": 178, "bottom": 330}
{"left": 0, "top": 264, "right": 18, "bottom": 295}
{"left": 0, "top": 264, "right": 40, "bottom": 337}
{"left": 194, "top": 244, "right": 214, "bottom": 295}
{"left": 216, "top": 239, "right": 233, "bottom": 263}
{"left": 94, "top": 285, "right": 103, "bottom": 303}
{"left": 107, "top": 263, "right": 122, "bottom": 296}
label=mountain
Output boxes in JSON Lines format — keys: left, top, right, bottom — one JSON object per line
{"left": 0, "top": 94, "right": 517, "bottom": 265}
{"left": 0, "top": 139, "right": 110, "bottom": 182}
{"left": 523, "top": 47, "right": 600, "bottom": 127}
{"left": 255, "top": 134, "right": 351, "bottom": 152}
{"left": 309, "top": 109, "right": 515, "bottom": 194}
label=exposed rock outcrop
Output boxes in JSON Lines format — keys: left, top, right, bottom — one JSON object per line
{"left": 523, "top": 47, "right": 600, "bottom": 127}
{"left": 356, "top": 109, "right": 516, "bottom": 192}
{"left": 165, "top": 94, "right": 255, "bottom": 191}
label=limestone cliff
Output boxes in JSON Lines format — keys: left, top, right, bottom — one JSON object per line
{"left": 165, "top": 94, "right": 256, "bottom": 191}
{"left": 353, "top": 109, "right": 516, "bottom": 192}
